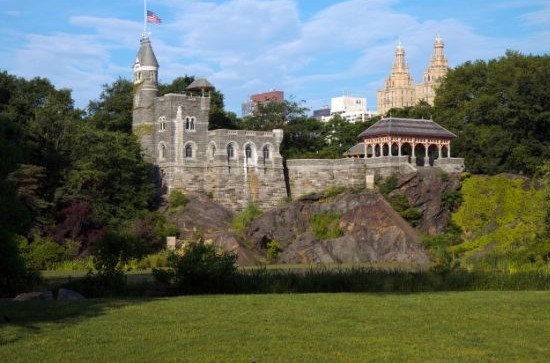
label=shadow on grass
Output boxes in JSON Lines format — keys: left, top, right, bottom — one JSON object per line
{"left": 0, "top": 298, "right": 153, "bottom": 346}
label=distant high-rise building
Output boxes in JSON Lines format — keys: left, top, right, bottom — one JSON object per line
{"left": 329, "top": 95, "right": 376, "bottom": 123}
{"left": 242, "top": 90, "right": 284, "bottom": 117}
{"left": 377, "top": 41, "right": 416, "bottom": 116}
{"left": 377, "top": 36, "right": 449, "bottom": 115}
{"left": 312, "top": 106, "right": 330, "bottom": 121}
{"left": 415, "top": 35, "right": 449, "bottom": 105}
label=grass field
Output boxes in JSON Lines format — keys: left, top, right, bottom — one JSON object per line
{"left": 1, "top": 292, "right": 549, "bottom": 362}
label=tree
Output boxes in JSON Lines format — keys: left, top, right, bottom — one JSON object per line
{"left": 87, "top": 78, "right": 134, "bottom": 133}
{"left": 241, "top": 99, "right": 309, "bottom": 131}
{"left": 433, "top": 51, "right": 550, "bottom": 175}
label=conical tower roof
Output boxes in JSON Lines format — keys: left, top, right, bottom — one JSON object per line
{"left": 134, "top": 37, "right": 159, "bottom": 68}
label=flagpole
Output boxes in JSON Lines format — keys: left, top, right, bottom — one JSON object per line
{"left": 143, "top": 0, "right": 147, "bottom": 38}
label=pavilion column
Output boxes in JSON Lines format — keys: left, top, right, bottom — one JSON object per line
{"left": 424, "top": 143, "right": 429, "bottom": 158}
{"left": 448, "top": 143, "right": 451, "bottom": 158}
{"left": 438, "top": 144, "right": 442, "bottom": 159}
{"left": 398, "top": 142, "right": 402, "bottom": 156}
{"left": 364, "top": 143, "right": 367, "bottom": 159}
{"left": 387, "top": 142, "right": 391, "bottom": 156}
{"left": 412, "top": 143, "right": 416, "bottom": 157}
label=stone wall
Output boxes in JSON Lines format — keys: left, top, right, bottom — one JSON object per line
{"left": 434, "top": 158, "right": 465, "bottom": 173}
{"left": 286, "top": 158, "right": 366, "bottom": 198}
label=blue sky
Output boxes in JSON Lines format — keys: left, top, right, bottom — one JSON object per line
{"left": 1, "top": 0, "right": 548, "bottom": 115}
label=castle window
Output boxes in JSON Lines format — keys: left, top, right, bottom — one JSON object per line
{"left": 158, "top": 116, "right": 167, "bottom": 132}
{"left": 159, "top": 143, "right": 166, "bottom": 161}
{"left": 185, "top": 116, "right": 196, "bottom": 132}
{"left": 263, "top": 146, "right": 270, "bottom": 160}
{"left": 227, "top": 143, "right": 234, "bottom": 159}
{"left": 185, "top": 144, "right": 193, "bottom": 158}
{"left": 245, "top": 145, "right": 252, "bottom": 159}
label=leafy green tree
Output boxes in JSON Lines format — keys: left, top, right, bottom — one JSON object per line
{"left": 87, "top": 78, "right": 134, "bottom": 133}
{"left": 433, "top": 51, "right": 550, "bottom": 175}
{"left": 382, "top": 100, "right": 434, "bottom": 119}
{"left": 59, "top": 123, "right": 155, "bottom": 226}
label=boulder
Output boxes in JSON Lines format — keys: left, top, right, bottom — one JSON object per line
{"left": 57, "top": 288, "right": 85, "bottom": 300}
{"left": 244, "top": 189, "right": 430, "bottom": 264}
{"left": 395, "top": 168, "right": 461, "bottom": 235}
{"left": 13, "top": 291, "right": 53, "bottom": 301}
{"left": 165, "top": 193, "right": 262, "bottom": 265}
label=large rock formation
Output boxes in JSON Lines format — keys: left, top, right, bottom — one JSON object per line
{"left": 243, "top": 189, "right": 429, "bottom": 264}
{"left": 393, "top": 169, "right": 461, "bottom": 235}
{"left": 165, "top": 171, "right": 460, "bottom": 265}
{"left": 165, "top": 193, "right": 260, "bottom": 265}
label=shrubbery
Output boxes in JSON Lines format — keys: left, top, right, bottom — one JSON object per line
{"left": 311, "top": 212, "right": 342, "bottom": 239}
{"left": 231, "top": 204, "right": 262, "bottom": 232}
{"left": 154, "top": 238, "right": 238, "bottom": 294}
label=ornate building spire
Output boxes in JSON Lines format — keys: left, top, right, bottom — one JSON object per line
{"left": 377, "top": 41, "right": 416, "bottom": 115}
{"left": 415, "top": 34, "right": 449, "bottom": 105}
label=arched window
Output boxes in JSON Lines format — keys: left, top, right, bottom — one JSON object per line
{"left": 159, "top": 143, "right": 166, "bottom": 160}
{"left": 191, "top": 117, "right": 195, "bottom": 130}
{"left": 263, "top": 145, "right": 270, "bottom": 160}
{"left": 227, "top": 143, "right": 234, "bottom": 158}
{"left": 245, "top": 144, "right": 252, "bottom": 159}
{"left": 185, "top": 117, "right": 190, "bottom": 130}
{"left": 185, "top": 144, "right": 193, "bottom": 158}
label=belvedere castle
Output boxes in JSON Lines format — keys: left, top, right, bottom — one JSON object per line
{"left": 132, "top": 37, "right": 464, "bottom": 211}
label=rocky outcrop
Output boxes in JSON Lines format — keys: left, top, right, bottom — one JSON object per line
{"left": 13, "top": 291, "right": 53, "bottom": 301}
{"left": 394, "top": 169, "right": 461, "bottom": 235}
{"left": 57, "top": 288, "right": 85, "bottom": 300}
{"left": 165, "top": 172, "right": 454, "bottom": 265}
{"left": 243, "top": 190, "right": 429, "bottom": 264}
{"left": 165, "top": 193, "right": 260, "bottom": 265}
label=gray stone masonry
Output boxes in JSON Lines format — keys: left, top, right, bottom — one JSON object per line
{"left": 287, "top": 158, "right": 366, "bottom": 198}
{"left": 132, "top": 37, "right": 465, "bottom": 212}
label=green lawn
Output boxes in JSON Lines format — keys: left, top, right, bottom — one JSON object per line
{"left": 1, "top": 292, "right": 548, "bottom": 362}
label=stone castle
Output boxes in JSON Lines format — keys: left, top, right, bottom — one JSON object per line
{"left": 377, "top": 36, "right": 449, "bottom": 115}
{"left": 132, "top": 36, "right": 463, "bottom": 212}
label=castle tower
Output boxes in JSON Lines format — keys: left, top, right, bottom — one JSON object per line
{"left": 415, "top": 35, "right": 449, "bottom": 105}
{"left": 132, "top": 37, "right": 159, "bottom": 160}
{"left": 377, "top": 41, "right": 416, "bottom": 115}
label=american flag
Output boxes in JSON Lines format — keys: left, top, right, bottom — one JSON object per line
{"left": 147, "top": 10, "right": 162, "bottom": 23}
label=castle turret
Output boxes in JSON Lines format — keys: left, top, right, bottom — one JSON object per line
{"left": 132, "top": 37, "right": 159, "bottom": 160}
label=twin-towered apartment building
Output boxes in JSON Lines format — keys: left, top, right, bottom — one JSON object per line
{"left": 249, "top": 35, "right": 449, "bottom": 121}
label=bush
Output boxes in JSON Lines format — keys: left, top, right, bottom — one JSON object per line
{"left": 442, "top": 190, "right": 464, "bottom": 211}
{"left": 18, "top": 235, "right": 67, "bottom": 270}
{"left": 0, "top": 229, "right": 41, "bottom": 297}
{"left": 400, "top": 208, "right": 423, "bottom": 226}
{"left": 90, "top": 231, "right": 147, "bottom": 273}
{"left": 164, "top": 239, "right": 238, "bottom": 294}
{"left": 378, "top": 174, "right": 399, "bottom": 196}
{"left": 266, "top": 241, "right": 282, "bottom": 261}
{"left": 169, "top": 190, "right": 189, "bottom": 208}
{"left": 231, "top": 204, "right": 262, "bottom": 232}
{"left": 311, "top": 212, "right": 342, "bottom": 239}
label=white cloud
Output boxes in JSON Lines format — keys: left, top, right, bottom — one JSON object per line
{"left": 520, "top": 6, "right": 550, "bottom": 26}
{"left": 2, "top": 0, "right": 547, "bottom": 113}
{"left": 4, "top": 10, "right": 20, "bottom": 17}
